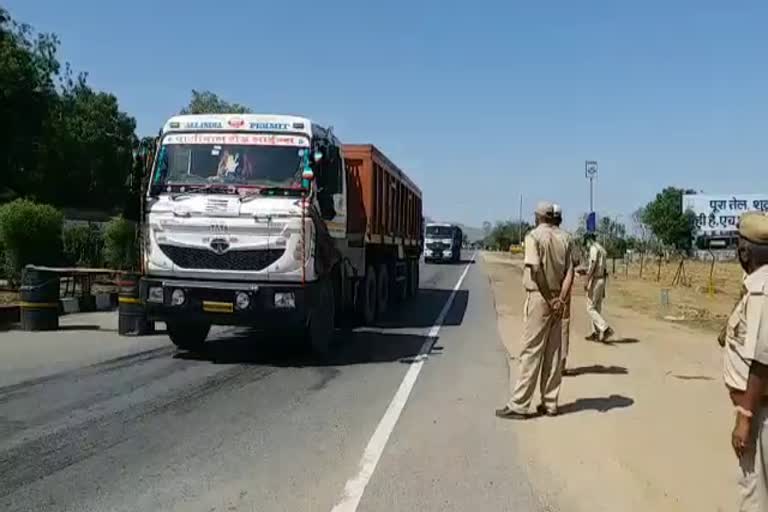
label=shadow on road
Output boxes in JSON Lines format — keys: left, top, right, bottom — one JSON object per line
{"left": 176, "top": 329, "right": 436, "bottom": 367}
{"left": 376, "top": 289, "right": 469, "bottom": 329}
{"left": 174, "top": 284, "right": 468, "bottom": 367}
{"left": 58, "top": 325, "right": 106, "bottom": 332}
{"left": 565, "top": 365, "right": 628, "bottom": 376}
{"left": 604, "top": 337, "right": 640, "bottom": 345}
{"left": 558, "top": 394, "right": 634, "bottom": 415}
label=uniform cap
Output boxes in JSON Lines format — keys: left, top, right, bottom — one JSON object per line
{"left": 739, "top": 212, "right": 768, "bottom": 244}
{"left": 535, "top": 201, "right": 554, "bottom": 216}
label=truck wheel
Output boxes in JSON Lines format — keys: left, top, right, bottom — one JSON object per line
{"left": 306, "top": 278, "right": 335, "bottom": 355}
{"left": 408, "top": 259, "right": 419, "bottom": 297}
{"left": 376, "top": 264, "right": 389, "bottom": 316}
{"left": 358, "top": 266, "right": 378, "bottom": 325}
{"left": 167, "top": 321, "right": 210, "bottom": 352}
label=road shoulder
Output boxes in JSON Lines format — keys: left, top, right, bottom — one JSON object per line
{"left": 483, "top": 252, "right": 737, "bottom": 512}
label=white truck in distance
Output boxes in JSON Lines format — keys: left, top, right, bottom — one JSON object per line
{"left": 140, "top": 114, "right": 423, "bottom": 353}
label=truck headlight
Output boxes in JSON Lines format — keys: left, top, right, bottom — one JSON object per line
{"left": 443, "top": 250, "right": 452, "bottom": 257}
{"left": 171, "top": 289, "right": 186, "bottom": 306}
{"left": 235, "top": 292, "right": 251, "bottom": 310}
{"left": 274, "top": 292, "right": 296, "bottom": 309}
{"left": 147, "top": 286, "right": 164, "bottom": 303}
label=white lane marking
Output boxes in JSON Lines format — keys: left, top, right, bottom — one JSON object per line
{"left": 330, "top": 252, "right": 476, "bottom": 512}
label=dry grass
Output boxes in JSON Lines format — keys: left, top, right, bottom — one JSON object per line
{"left": 482, "top": 251, "right": 744, "bottom": 333}
{"left": 608, "top": 257, "right": 743, "bottom": 332}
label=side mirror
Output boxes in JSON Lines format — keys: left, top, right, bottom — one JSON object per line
{"left": 148, "top": 183, "right": 163, "bottom": 197}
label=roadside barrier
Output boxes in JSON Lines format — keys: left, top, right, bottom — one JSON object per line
{"left": 20, "top": 267, "right": 60, "bottom": 331}
{"left": 118, "top": 273, "right": 153, "bottom": 336}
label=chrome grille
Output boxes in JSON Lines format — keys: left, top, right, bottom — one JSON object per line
{"left": 159, "top": 245, "right": 283, "bottom": 271}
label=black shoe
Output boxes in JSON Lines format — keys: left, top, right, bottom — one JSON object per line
{"left": 536, "top": 404, "right": 558, "bottom": 417}
{"left": 495, "top": 406, "right": 533, "bottom": 419}
{"left": 585, "top": 333, "right": 598, "bottom": 341}
{"left": 600, "top": 327, "right": 615, "bottom": 343}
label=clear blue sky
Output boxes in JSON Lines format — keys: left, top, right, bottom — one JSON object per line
{"left": 7, "top": 0, "right": 767, "bottom": 229}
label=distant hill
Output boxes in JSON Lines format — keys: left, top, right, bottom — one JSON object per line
{"left": 425, "top": 217, "right": 484, "bottom": 242}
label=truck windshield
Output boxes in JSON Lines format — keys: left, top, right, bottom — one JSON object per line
{"left": 151, "top": 132, "right": 310, "bottom": 189}
{"left": 426, "top": 226, "right": 455, "bottom": 237}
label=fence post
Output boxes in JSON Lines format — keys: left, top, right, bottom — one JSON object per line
{"left": 656, "top": 255, "right": 663, "bottom": 282}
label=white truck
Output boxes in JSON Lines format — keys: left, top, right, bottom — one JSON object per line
{"left": 424, "top": 223, "right": 463, "bottom": 263}
{"left": 140, "top": 114, "right": 423, "bottom": 353}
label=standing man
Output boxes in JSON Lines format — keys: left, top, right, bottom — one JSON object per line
{"left": 584, "top": 233, "right": 613, "bottom": 343}
{"left": 723, "top": 212, "right": 768, "bottom": 512}
{"left": 496, "top": 201, "right": 575, "bottom": 418}
{"left": 552, "top": 204, "right": 577, "bottom": 375}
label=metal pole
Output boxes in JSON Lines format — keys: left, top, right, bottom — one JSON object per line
{"left": 589, "top": 176, "right": 594, "bottom": 212}
{"left": 518, "top": 194, "right": 523, "bottom": 244}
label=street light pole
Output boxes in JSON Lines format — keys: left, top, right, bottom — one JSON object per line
{"left": 585, "top": 160, "right": 598, "bottom": 212}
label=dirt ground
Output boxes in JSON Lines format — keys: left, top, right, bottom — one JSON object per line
{"left": 608, "top": 258, "right": 743, "bottom": 333}
{"left": 483, "top": 252, "right": 738, "bottom": 512}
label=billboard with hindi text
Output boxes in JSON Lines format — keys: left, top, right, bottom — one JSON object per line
{"left": 683, "top": 194, "right": 768, "bottom": 234}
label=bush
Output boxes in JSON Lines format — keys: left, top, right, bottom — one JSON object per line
{"left": 0, "top": 199, "right": 64, "bottom": 282}
{"left": 103, "top": 217, "right": 137, "bottom": 270}
{"left": 63, "top": 223, "right": 104, "bottom": 267}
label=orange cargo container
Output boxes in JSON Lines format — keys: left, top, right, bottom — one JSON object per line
{"left": 343, "top": 144, "right": 423, "bottom": 252}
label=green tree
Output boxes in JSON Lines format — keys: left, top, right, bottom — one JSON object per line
{"left": 180, "top": 89, "right": 252, "bottom": 114}
{"left": 641, "top": 187, "right": 696, "bottom": 251}
{"left": 0, "top": 7, "right": 59, "bottom": 201}
{"left": 40, "top": 70, "right": 137, "bottom": 210}
{"left": 484, "top": 220, "right": 531, "bottom": 250}
{"left": 0, "top": 9, "right": 137, "bottom": 212}
{"left": 575, "top": 214, "right": 628, "bottom": 258}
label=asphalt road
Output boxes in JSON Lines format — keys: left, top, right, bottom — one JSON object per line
{"left": 0, "top": 254, "right": 546, "bottom": 512}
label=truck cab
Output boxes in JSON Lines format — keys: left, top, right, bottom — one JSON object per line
{"left": 139, "top": 114, "right": 423, "bottom": 355}
{"left": 424, "top": 223, "right": 462, "bottom": 263}
{"left": 140, "top": 114, "right": 344, "bottom": 351}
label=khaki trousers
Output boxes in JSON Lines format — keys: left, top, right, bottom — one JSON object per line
{"left": 587, "top": 277, "right": 609, "bottom": 335}
{"left": 506, "top": 291, "right": 563, "bottom": 413}
{"left": 739, "top": 406, "right": 768, "bottom": 512}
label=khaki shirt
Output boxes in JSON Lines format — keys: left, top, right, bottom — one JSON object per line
{"left": 723, "top": 265, "right": 768, "bottom": 394}
{"left": 523, "top": 224, "right": 572, "bottom": 294}
{"left": 588, "top": 242, "right": 608, "bottom": 279}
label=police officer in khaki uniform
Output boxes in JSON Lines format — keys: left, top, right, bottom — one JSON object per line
{"left": 496, "top": 201, "right": 575, "bottom": 418}
{"left": 722, "top": 212, "right": 768, "bottom": 512}
{"left": 584, "top": 233, "right": 614, "bottom": 342}
{"left": 552, "top": 204, "right": 577, "bottom": 375}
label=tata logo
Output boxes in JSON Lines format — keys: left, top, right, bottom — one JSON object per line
{"left": 209, "top": 238, "right": 230, "bottom": 254}
{"left": 228, "top": 118, "right": 245, "bottom": 128}
{"left": 249, "top": 122, "right": 289, "bottom": 131}
{"left": 184, "top": 121, "right": 223, "bottom": 129}
{"left": 209, "top": 223, "right": 228, "bottom": 234}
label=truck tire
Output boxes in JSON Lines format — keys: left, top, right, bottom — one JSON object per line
{"left": 306, "top": 278, "right": 335, "bottom": 355}
{"left": 408, "top": 259, "right": 419, "bottom": 298}
{"left": 376, "top": 264, "right": 389, "bottom": 316}
{"left": 357, "top": 266, "right": 378, "bottom": 325}
{"left": 167, "top": 321, "right": 210, "bottom": 352}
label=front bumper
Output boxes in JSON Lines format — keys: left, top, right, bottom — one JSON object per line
{"left": 140, "top": 277, "right": 318, "bottom": 327}
{"left": 424, "top": 251, "right": 454, "bottom": 261}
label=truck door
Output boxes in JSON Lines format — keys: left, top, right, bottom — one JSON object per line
{"left": 322, "top": 145, "right": 346, "bottom": 240}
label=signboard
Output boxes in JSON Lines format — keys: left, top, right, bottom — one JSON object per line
{"left": 683, "top": 194, "right": 768, "bottom": 234}
{"left": 586, "top": 212, "right": 596, "bottom": 233}
{"left": 163, "top": 133, "right": 309, "bottom": 147}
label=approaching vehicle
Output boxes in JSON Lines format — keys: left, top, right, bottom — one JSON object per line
{"left": 140, "top": 114, "right": 423, "bottom": 353}
{"left": 424, "top": 223, "right": 463, "bottom": 263}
